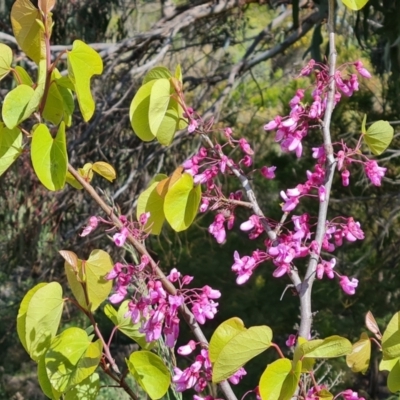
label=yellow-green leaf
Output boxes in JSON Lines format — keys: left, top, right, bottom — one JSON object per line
{"left": 382, "top": 312, "right": 400, "bottom": 360}
{"left": 149, "top": 78, "right": 171, "bottom": 136}
{"left": 293, "top": 337, "right": 315, "bottom": 372}
{"left": 130, "top": 80, "right": 157, "bottom": 142}
{"left": 31, "top": 122, "right": 68, "bottom": 191}
{"left": 23, "top": 282, "right": 64, "bottom": 361}
{"left": 64, "top": 249, "right": 113, "bottom": 312}
{"left": 155, "top": 99, "right": 181, "bottom": 146}
{"left": 212, "top": 325, "right": 272, "bottom": 383}
{"left": 45, "top": 328, "right": 102, "bottom": 392}
{"left": 341, "top": 0, "right": 369, "bottom": 10}
{"left": 127, "top": 350, "right": 170, "bottom": 400}
{"left": 0, "top": 44, "right": 13, "bottom": 81}
{"left": 136, "top": 176, "right": 167, "bottom": 235}
{"left": 11, "top": 0, "right": 45, "bottom": 63}
{"left": 17, "top": 282, "right": 48, "bottom": 354}
{"left": 64, "top": 373, "right": 100, "bottom": 400}
{"left": 259, "top": 358, "right": 301, "bottom": 400}
{"left": 143, "top": 66, "right": 172, "bottom": 84}
{"left": 380, "top": 357, "right": 400, "bottom": 372}
{"left": 300, "top": 335, "right": 352, "bottom": 358}
{"left": 0, "top": 123, "right": 23, "bottom": 176}
{"left": 42, "top": 82, "right": 64, "bottom": 125}
{"left": 364, "top": 120, "right": 394, "bottom": 155}
{"left": 209, "top": 317, "right": 246, "bottom": 363}
{"left": 175, "top": 64, "right": 182, "bottom": 82}
{"left": 164, "top": 173, "right": 201, "bottom": 232}
{"left": 14, "top": 65, "right": 34, "bottom": 86}
{"left": 38, "top": 354, "right": 62, "bottom": 400}
{"left": 346, "top": 332, "right": 371, "bottom": 373}
{"left": 65, "top": 171, "right": 83, "bottom": 189}
{"left": 67, "top": 40, "right": 103, "bottom": 121}
{"left": 92, "top": 161, "right": 116, "bottom": 182}
{"left": 104, "top": 301, "right": 151, "bottom": 349}
{"left": 2, "top": 84, "right": 34, "bottom": 129}
{"left": 388, "top": 359, "right": 400, "bottom": 393}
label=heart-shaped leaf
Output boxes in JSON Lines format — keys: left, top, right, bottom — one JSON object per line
{"left": 67, "top": 40, "right": 103, "bottom": 121}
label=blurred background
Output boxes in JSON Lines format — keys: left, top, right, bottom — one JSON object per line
{"left": 1, "top": 0, "right": 400, "bottom": 398}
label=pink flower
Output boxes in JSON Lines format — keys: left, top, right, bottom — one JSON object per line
{"left": 168, "top": 268, "right": 181, "bottom": 282}
{"left": 342, "top": 169, "right": 350, "bottom": 186}
{"left": 238, "top": 138, "right": 254, "bottom": 155}
{"left": 261, "top": 166, "right": 276, "bottom": 179}
{"left": 177, "top": 340, "right": 197, "bottom": 355}
{"left": 231, "top": 251, "right": 257, "bottom": 284}
{"left": 354, "top": 61, "right": 371, "bottom": 79}
{"left": 139, "top": 212, "right": 150, "bottom": 226}
{"left": 188, "top": 119, "right": 198, "bottom": 133}
{"left": 80, "top": 216, "right": 99, "bottom": 237}
{"left": 208, "top": 214, "right": 226, "bottom": 244}
{"left": 365, "top": 160, "right": 386, "bottom": 186}
{"left": 264, "top": 116, "right": 281, "bottom": 131}
{"left": 199, "top": 198, "right": 209, "bottom": 213}
{"left": 228, "top": 367, "right": 247, "bottom": 385}
{"left": 113, "top": 227, "right": 129, "bottom": 247}
{"left": 340, "top": 276, "right": 359, "bottom": 295}
{"left": 342, "top": 389, "right": 365, "bottom": 400}
{"left": 286, "top": 334, "right": 297, "bottom": 347}
{"left": 316, "top": 258, "right": 336, "bottom": 279}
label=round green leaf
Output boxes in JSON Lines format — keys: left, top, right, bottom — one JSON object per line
{"left": 137, "top": 177, "right": 166, "bottom": 235}
{"left": 45, "top": 327, "right": 102, "bottom": 392}
{"left": 0, "top": 43, "right": 13, "bottom": 81}
{"left": 300, "top": 335, "right": 352, "bottom": 358}
{"left": 149, "top": 78, "right": 172, "bottom": 136}
{"left": 130, "top": 80, "right": 157, "bottom": 142}
{"left": 31, "top": 122, "right": 68, "bottom": 191}
{"left": 382, "top": 311, "right": 400, "bottom": 360}
{"left": 164, "top": 173, "right": 201, "bottom": 232}
{"left": 2, "top": 84, "right": 35, "bottom": 129}
{"left": 11, "top": 0, "right": 45, "bottom": 63}
{"left": 388, "top": 359, "right": 400, "bottom": 393}
{"left": 143, "top": 67, "right": 172, "bottom": 84}
{"left": 64, "top": 373, "right": 100, "bottom": 400}
{"left": 127, "top": 350, "right": 170, "bottom": 400}
{"left": 104, "top": 301, "right": 151, "bottom": 349}
{"left": 209, "top": 317, "right": 246, "bottom": 363}
{"left": 0, "top": 123, "right": 23, "bottom": 177}
{"left": 364, "top": 120, "right": 394, "bottom": 155}
{"left": 346, "top": 332, "right": 371, "bottom": 373}
{"left": 259, "top": 358, "right": 301, "bottom": 400}
{"left": 24, "top": 282, "right": 64, "bottom": 361}
{"left": 341, "top": 0, "right": 369, "bottom": 10}
{"left": 17, "top": 282, "right": 48, "bottom": 354}
{"left": 67, "top": 40, "right": 103, "bottom": 121}
{"left": 212, "top": 325, "right": 272, "bottom": 383}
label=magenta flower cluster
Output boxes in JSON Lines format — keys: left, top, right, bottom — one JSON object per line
{"left": 105, "top": 265, "right": 221, "bottom": 347}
